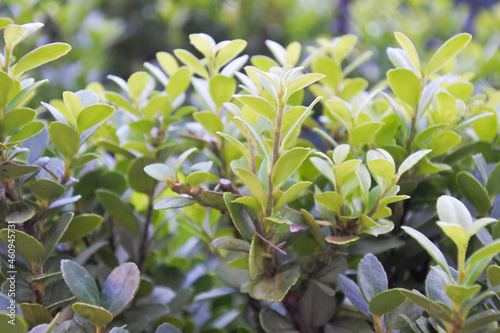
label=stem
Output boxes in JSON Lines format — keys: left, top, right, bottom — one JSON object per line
{"left": 373, "top": 315, "right": 384, "bottom": 333}
{"left": 96, "top": 326, "right": 104, "bottom": 333}
{"left": 138, "top": 192, "right": 154, "bottom": 271}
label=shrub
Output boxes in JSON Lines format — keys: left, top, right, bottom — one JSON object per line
{"left": 0, "top": 18, "right": 499, "bottom": 333}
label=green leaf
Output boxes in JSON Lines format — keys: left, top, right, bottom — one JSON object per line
{"left": 402, "top": 226, "right": 451, "bottom": 277}
{"left": 127, "top": 71, "right": 152, "bottom": 101}
{"left": 465, "top": 239, "right": 500, "bottom": 270}
{"left": 127, "top": 157, "right": 157, "bottom": 194}
{"left": 235, "top": 168, "right": 267, "bottom": 210}
{"left": 280, "top": 96, "right": 322, "bottom": 150}
{"left": 335, "top": 159, "right": 362, "bottom": 182}
{"left": 259, "top": 307, "right": 297, "bottom": 333}
{"left": 60, "top": 214, "right": 103, "bottom": 243}
{"left": 234, "top": 95, "right": 276, "bottom": 123}
{"left": 29, "top": 179, "right": 66, "bottom": 202}
{"left": 368, "top": 159, "right": 395, "bottom": 185}
{"left": 209, "top": 75, "right": 236, "bottom": 107}
{"left": 77, "top": 104, "right": 115, "bottom": 133}
{"left": 60, "top": 260, "right": 100, "bottom": 306}
{"left": 101, "top": 262, "right": 140, "bottom": 316}
{"left": 437, "top": 92, "right": 457, "bottom": 124}
{"left": 350, "top": 122, "right": 383, "bottom": 147}
{"left": 96, "top": 189, "right": 138, "bottom": 234}
{"left": 41, "top": 212, "right": 73, "bottom": 265}
{"left": 369, "top": 289, "right": 406, "bottom": 316}
{"left": 223, "top": 192, "right": 256, "bottom": 241}
{"left": 0, "top": 229, "right": 44, "bottom": 264}
{"left": 358, "top": 253, "right": 388, "bottom": 302}
{"left": 144, "top": 163, "right": 174, "bottom": 183}
{"left": 332, "top": 144, "right": 351, "bottom": 165}
{"left": 287, "top": 73, "right": 325, "bottom": 99}
{"left": 70, "top": 153, "right": 99, "bottom": 170}
{"left": 212, "top": 237, "right": 251, "bottom": 252}
{"left": 487, "top": 265, "right": 500, "bottom": 287}
{"left": 250, "top": 267, "right": 300, "bottom": 302}
{"left": 11, "top": 43, "right": 71, "bottom": 78}
{"left": 398, "top": 289, "right": 452, "bottom": 322}
{"left": 387, "top": 68, "right": 421, "bottom": 109}
{"left": 194, "top": 111, "right": 223, "bottom": 135}
{"left": 394, "top": 32, "right": 420, "bottom": 74}
{"left": 173, "top": 147, "right": 197, "bottom": 178}
{"left": 271, "top": 147, "right": 310, "bottom": 190}
{"left": 19, "top": 303, "right": 52, "bottom": 327}
{"left": 48, "top": 122, "right": 80, "bottom": 159}
{"left": 72, "top": 303, "right": 113, "bottom": 328}
{"left": 8, "top": 121, "right": 44, "bottom": 142}
{"left": 274, "top": 181, "right": 311, "bottom": 212}
{"left": 1, "top": 108, "right": 36, "bottom": 136}
{"left": 417, "top": 75, "right": 448, "bottom": 120}
{"left": 215, "top": 39, "right": 247, "bottom": 70}
{"left": 314, "top": 191, "right": 344, "bottom": 214}
{"left": 0, "top": 71, "right": 15, "bottom": 110}
{"left": 0, "top": 313, "right": 27, "bottom": 333}
{"left": 174, "top": 49, "right": 208, "bottom": 79}
{"left": 445, "top": 285, "right": 481, "bottom": 305}
{"left": 426, "top": 33, "right": 471, "bottom": 77}
{"left": 6, "top": 209, "right": 34, "bottom": 224}
{"left": 154, "top": 194, "right": 196, "bottom": 210}
{"left": 249, "top": 235, "right": 264, "bottom": 280}
{"left": 427, "top": 130, "right": 461, "bottom": 158}
{"left": 0, "top": 161, "right": 40, "bottom": 180}
{"left": 312, "top": 58, "right": 341, "bottom": 90}
{"left": 457, "top": 172, "right": 491, "bottom": 214}
{"left": 467, "top": 217, "right": 497, "bottom": 238}
{"left": 486, "top": 162, "right": 500, "bottom": 197}
{"left": 436, "top": 222, "right": 468, "bottom": 250}
{"left": 166, "top": 67, "right": 191, "bottom": 101}
{"left": 397, "top": 149, "right": 431, "bottom": 177}
{"left": 310, "top": 156, "right": 336, "bottom": 186}
{"left": 216, "top": 132, "right": 250, "bottom": 160}
{"left": 462, "top": 312, "right": 500, "bottom": 332}
{"left": 186, "top": 171, "right": 210, "bottom": 187}
{"left": 437, "top": 195, "right": 472, "bottom": 228}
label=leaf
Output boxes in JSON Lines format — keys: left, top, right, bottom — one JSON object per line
{"left": 465, "top": 239, "right": 500, "bottom": 270}
{"left": 462, "top": 312, "right": 500, "bottom": 332}
{"left": 287, "top": 73, "right": 325, "bottom": 98}
{"left": 209, "top": 75, "right": 236, "bottom": 107}
{"left": 9, "top": 121, "right": 44, "bottom": 142}
{"left": 301, "top": 208, "right": 327, "bottom": 249}
{"left": 416, "top": 75, "right": 448, "bottom": 120}
{"left": 445, "top": 285, "right": 481, "bottom": 305}
{"left": 173, "top": 49, "right": 208, "bottom": 78}
{"left": 314, "top": 191, "right": 344, "bottom": 214}
{"left": 259, "top": 307, "right": 298, "bottom": 333}
{"left": 127, "top": 157, "right": 157, "bottom": 194}
{"left": 487, "top": 265, "right": 500, "bottom": 287}
{"left": 40, "top": 212, "right": 73, "bottom": 265}
{"left": 155, "top": 323, "right": 182, "bottom": 333}
{"left": 325, "top": 235, "right": 359, "bottom": 245}
{"left": 101, "top": 262, "right": 140, "bottom": 316}
{"left": 250, "top": 267, "right": 300, "bottom": 302}
{"left": 19, "top": 303, "right": 52, "bottom": 327}
{"left": 217, "top": 132, "right": 250, "bottom": 160}
{"left": 426, "top": 33, "right": 471, "bottom": 76}
{"left": 166, "top": 67, "right": 191, "bottom": 101}
{"left": 194, "top": 111, "right": 223, "bottom": 135}
{"left": 425, "top": 267, "right": 452, "bottom": 307}
{"left": 29, "top": 179, "right": 66, "bottom": 202}
{"left": 127, "top": 71, "right": 152, "bottom": 101}
{"left": 234, "top": 95, "right": 276, "bottom": 123}
{"left": 436, "top": 222, "right": 468, "bottom": 250}
{"left": 467, "top": 217, "right": 497, "bottom": 238}
{"left": 427, "top": 130, "right": 461, "bottom": 158}
{"left": 154, "top": 194, "right": 196, "bottom": 210}
{"left": 398, "top": 149, "right": 431, "bottom": 177}
{"left": 369, "top": 289, "right": 406, "bottom": 316}
{"left": 248, "top": 235, "right": 264, "bottom": 280}
{"left": 402, "top": 226, "right": 451, "bottom": 277}
{"left": 0, "top": 313, "right": 27, "bottom": 333}
{"left": 215, "top": 39, "right": 247, "bottom": 70}
{"left": 72, "top": 303, "right": 113, "bottom": 327}
{"left": 436, "top": 195, "right": 472, "bottom": 228}
{"left": 312, "top": 58, "right": 341, "bottom": 90}
{"left": 358, "top": 253, "right": 388, "bottom": 302}
{"left": 223, "top": 193, "right": 256, "bottom": 241}
{"left": 212, "top": 237, "right": 250, "bottom": 252}
{"left": 60, "top": 260, "right": 100, "bottom": 306}
{"left": 274, "top": 181, "right": 311, "bottom": 212}
{"left": 235, "top": 167, "right": 267, "bottom": 210}
{"left": 300, "top": 282, "right": 337, "bottom": 327}
{"left": 280, "top": 96, "right": 322, "bottom": 150}
{"left": 350, "top": 122, "right": 383, "bottom": 147}
{"left": 11, "top": 42, "right": 70, "bottom": 78}
{"left": 394, "top": 32, "right": 420, "bottom": 74}
{"left": 143, "top": 163, "right": 174, "bottom": 183}
{"left": 60, "top": 214, "right": 103, "bottom": 243}
{"left": 486, "top": 162, "right": 500, "bottom": 197}
{"left": 0, "top": 229, "right": 44, "bottom": 264}
{"left": 271, "top": 147, "right": 310, "bottom": 190}
{"left": 387, "top": 68, "right": 421, "bottom": 109}
{"left": 333, "top": 144, "right": 351, "bottom": 165}
{"left": 76, "top": 104, "right": 115, "bottom": 133}
{"left": 368, "top": 159, "right": 395, "bottom": 185}
{"left": 398, "top": 289, "right": 452, "bottom": 322}
{"left": 0, "top": 161, "right": 40, "bottom": 180}
{"left": 310, "top": 156, "right": 336, "bottom": 186}
{"left": 48, "top": 122, "right": 80, "bottom": 159}
{"left": 1, "top": 108, "right": 36, "bottom": 135}
{"left": 457, "top": 172, "right": 491, "bottom": 214}
{"left": 173, "top": 147, "right": 197, "bottom": 177}
{"left": 338, "top": 274, "right": 371, "bottom": 317}
{"left": 96, "top": 189, "right": 138, "bottom": 234}
{"left": 186, "top": 171, "right": 209, "bottom": 187}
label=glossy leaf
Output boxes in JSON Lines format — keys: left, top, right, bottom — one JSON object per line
{"left": 271, "top": 147, "right": 310, "bottom": 189}
{"left": 387, "top": 68, "right": 421, "bottom": 109}
{"left": 457, "top": 172, "right": 491, "bottom": 214}
{"left": 0, "top": 229, "right": 44, "bottom": 264}
{"left": 11, "top": 42, "right": 71, "bottom": 78}
{"left": 369, "top": 289, "right": 406, "bottom": 316}
{"left": 48, "top": 122, "right": 80, "bottom": 159}
{"left": 60, "top": 260, "right": 100, "bottom": 306}
{"left": 72, "top": 303, "right": 113, "bottom": 327}
{"left": 77, "top": 104, "right": 115, "bottom": 133}
{"left": 426, "top": 33, "right": 471, "bottom": 76}
{"left": 154, "top": 194, "right": 196, "bottom": 210}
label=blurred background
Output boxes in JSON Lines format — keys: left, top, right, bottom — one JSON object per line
{"left": 1, "top": 0, "right": 500, "bottom": 100}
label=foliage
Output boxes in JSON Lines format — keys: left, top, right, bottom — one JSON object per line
{"left": 0, "top": 15, "right": 499, "bottom": 333}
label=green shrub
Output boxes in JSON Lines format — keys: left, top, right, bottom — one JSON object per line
{"left": 0, "top": 18, "right": 499, "bottom": 333}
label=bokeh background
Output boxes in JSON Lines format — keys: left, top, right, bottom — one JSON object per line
{"left": 1, "top": 0, "right": 500, "bottom": 100}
